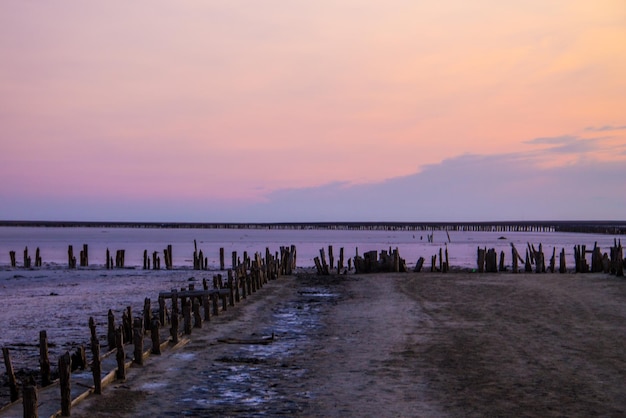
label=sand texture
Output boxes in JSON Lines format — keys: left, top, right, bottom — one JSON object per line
{"left": 45, "top": 272, "right": 626, "bottom": 416}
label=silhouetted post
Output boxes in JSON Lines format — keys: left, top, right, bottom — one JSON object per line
{"left": 22, "top": 377, "right": 37, "bottom": 418}
{"left": 89, "top": 317, "right": 102, "bottom": 394}
{"left": 107, "top": 309, "right": 116, "bottom": 350}
{"left": 59, "top": 351, "right": 72, "bottom": 416}
{"left": 115, "top": 326, "right": 125, "bottom": 380}
{"left": 133, "top": 318, "right": 144, "bottom": 365}
{"left": 3, "top": 347, "right": 19, "bottom": 402}
{"left": 40, "top": 330, "right": 52, "bottom": 386}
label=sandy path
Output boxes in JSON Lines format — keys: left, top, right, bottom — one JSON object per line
{"left": 68, "top": 272, "right": 626, "bottom": 417}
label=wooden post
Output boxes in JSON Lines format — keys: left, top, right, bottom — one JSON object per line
{"left": 9, "top": 250, "right": 16, "bottom": 267}
{"left": 143, "top": 298, "right": 151, "bottom": 334}
{"left": 524, "top": 250, "right": 532, "bottom": 272}
{"left": 212, "top": 292, "right": 219, "bottom": 316}
{"left": 498, "top": 251, "right": 505, "bottom": 272}
{"left": 328, "top": 245, "right": 334, "bottom": 270}
{"left": 123, "top": 307, "right": 132, "bottom": 344}
{"left": 183, "top": 299, "right": 192, "bottom": 334}
{"left": 89, "top": 317, "right": 102, "bottom": 395}
{"left": 559, "top": 248, "right": 566, "bottom": 273}
{"left": 168, "top": 244, "right": 173, "bottom": 269}
{"left": 133, "top": 318, "right": 144, "bottom": 365}
{"left": 115, "top": 326, "right": 125, "bottom": 380}
{"left": 158, "top": 296, "right": 167, "bottom": 327}
{"left": 40, "top": 330, "right": 52, "bottom": 386}
{"left": 338, "top": 247, "right": 344, "bottom": 272}
{"left": 143, "top": 250, "right": 148, "bottom": 270}
{"left": 477, "top": 247, "right": 485, "bottom": 273}
{"left": 68, "top": 245, "right": 75, "bottom": 268}
{"left": 59, "top": 351, "right": 72, "bottom": 416}
{"left": 24, "top": 246, "right": 30, "bottom": 268}
{"left": 35, "top": 247, "right": 42, "bottom": 267}
{"left": 151, "top": 319, "right": 161, "bottom": 355}
{"left": 193, "top": 298, "right": 202, "bottom": 328}
{"left": 107, "top": 309, "right": 116, "bottom": 350}
{"left": 170, "top": 291, "right": 179, "bottom": 344}
{"left": 2, "top": 347, "right": 19, "bottom": 402}
{"left": 228, "top": 270, "right": 235, "bottom": 307}
{"left": 22, "top": 377, "right": 38, "bottom": 418}
{"left": 202, "top": 294, "right": 211, "bottom": 322}
{"left": 414, "top": 257, "right": 425, "bottom": 272}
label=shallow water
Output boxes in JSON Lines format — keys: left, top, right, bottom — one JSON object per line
{"left": 0, "top": 227, "right": 621, "bottom": 376}
{"left": 0, "top": 226, "right": 620, "bottom": 269}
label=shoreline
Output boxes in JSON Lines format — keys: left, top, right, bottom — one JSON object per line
{"left": 2, "top": 271, "right": 625, "bottom": 416}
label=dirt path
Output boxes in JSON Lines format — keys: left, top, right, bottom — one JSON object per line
{"left": 68, "top": 272, "right": 626, "bottom": 417}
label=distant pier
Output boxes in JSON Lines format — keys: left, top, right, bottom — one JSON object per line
{"left": 1, "top": 220, "right": 625, "bottom": 234}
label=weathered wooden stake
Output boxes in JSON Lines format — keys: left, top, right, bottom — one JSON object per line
{"left": 2, "top": 347, "right": 19, "bottom": 402}
{"left": 9, "top": 250, "right": 16, "bottom": 267}
{"left": 143, "top": 298, "right": 151, "bottom": 334}
{"left": 170, "top": 291, "right": 179, "bottom": 344}
{"left": 40, "top": 330, "right": 52, "bottom": 386}
{"left": 89, "top": 317, "right": 102, "bottom": 394}
{"left": 193, "top": 298, "right": 202, "bottom": 328}
{"left": 59, "top": 351, "right": 72, "bottom": 416}
{"left": 151, "top": 319, "right": 161, "bottom": 355}
{"left": 183, "top": 301, "right": 192, "bottom": 334}
{"left": 133, "top": 318, "right": 144, "bottom": 365}
{"left": 107, "top": 310, "right": 116, "bottom": 350}
{"left": 22, "top": 376, "right": 38, "bottom": 418}
{"left": 115, "top": 326, "right": 125, "bottom": 380}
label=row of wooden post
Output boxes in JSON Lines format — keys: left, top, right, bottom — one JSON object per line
{"left": 314, "top": 245, "right": 347, "bottom": 275}
{"left": 8, "top": 247, "right": 42, "bottom": 268}
{"left": 2, "top": 244, "right": 296, "bottom": 416}
{"left": 473, "top": 241, "right": 624, "bottom": 275}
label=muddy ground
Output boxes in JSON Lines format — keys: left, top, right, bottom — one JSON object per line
{"left": 61, "top": 272, "right": 626, "bottom": 416}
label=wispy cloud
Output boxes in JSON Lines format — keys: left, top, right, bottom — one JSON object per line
{"left": 584, "top": 125, "right": 626, "bottom": 132}
{"left": 523, "top": 135, "right": 601, "bottom": 154}
{"left": 249, "top": 148, "right": 626, "bottom": 222}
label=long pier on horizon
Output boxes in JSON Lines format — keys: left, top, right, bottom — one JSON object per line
{"left": 1, "top": 220, "right": 625, "bottom": 234}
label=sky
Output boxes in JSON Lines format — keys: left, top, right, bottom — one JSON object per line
{"left": 1, "top": 1, "right": 625, "bottom": 222}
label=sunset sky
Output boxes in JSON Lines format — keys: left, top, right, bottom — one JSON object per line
{"left": 1, "top": 1, "right": 625, "bottom": 222}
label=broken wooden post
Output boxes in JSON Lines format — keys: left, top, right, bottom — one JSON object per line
{"left": 498, "top": 251, "right": 505, "bottom": 272}
{"left": 59, "top": 351, "right": 72, "bottom": 416}
{"left": 228, "top": 270, "right": 235, "bottom": 307}
{"left": 328, "top": 245, "right": 334, "bottom": 270}
{"left": 559, "top": 248, "right": 567, "bottom": 273}
{"left": 133, "top": 318, "right": 143, "bottom": 365}
{"left": 413, "top": 257, "right": 425, "bottom": 272}
{"left": 22, "top": 376, "right": 37, "bottom": 418}
{"left": 2, "top": 347, "right": 19, "bottom": 402}
{"left": 107, "top": 309, "right": 116, "bottom": 350}
{"left": 143, "top": 250, "right": 148, "bottom": 270}
{"left": 115, "top": 326, "right": 125, "bottom": 380}
{"left": 9, "top": 250, "right": 16, "bottom": 267}
{"left": 89, "top": 317, "right": 102, "bottom": 395}
{"left": 40, "top": 330, "right": 52, "bottom": 387}
{"left": 477, "top": 247, "right": 485, "bottom": 273}
{"left": 151, "top": 319, "right": 161, "bottom": 355}
{"left": 170, "top": 291, "right": 179, "bottom": 344}
{"left": 123, "top": 306, "right": 132, "bottom": 344}
{"left": 202, "top": 293, "right": 211, "bottom": 322}
{"left": 525, "top": 250, "right": 533, "bottom": 272}
{"left": 35, "top": 247, "right": 42, "bottom": 267}
{"left": 549, "top": 247, "right": 556, "bottom": 273}
{"left": 193, "top": 298, "right": 202, "bottom": 328}
{"left": 212, "top": 292, "right": 219, "bottom": 316}
{"left": 158, "top": 296, "right": 167, "bottom": 327}
{"left": 143, "top": 298, "right": 151, "bottom": 334}
{"left": 24, "top": 246, "right": 31, "bottom": 268}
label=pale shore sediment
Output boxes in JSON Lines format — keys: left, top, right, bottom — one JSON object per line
{"left": 57, "top": 271, "right": 626, "bottom": 417}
